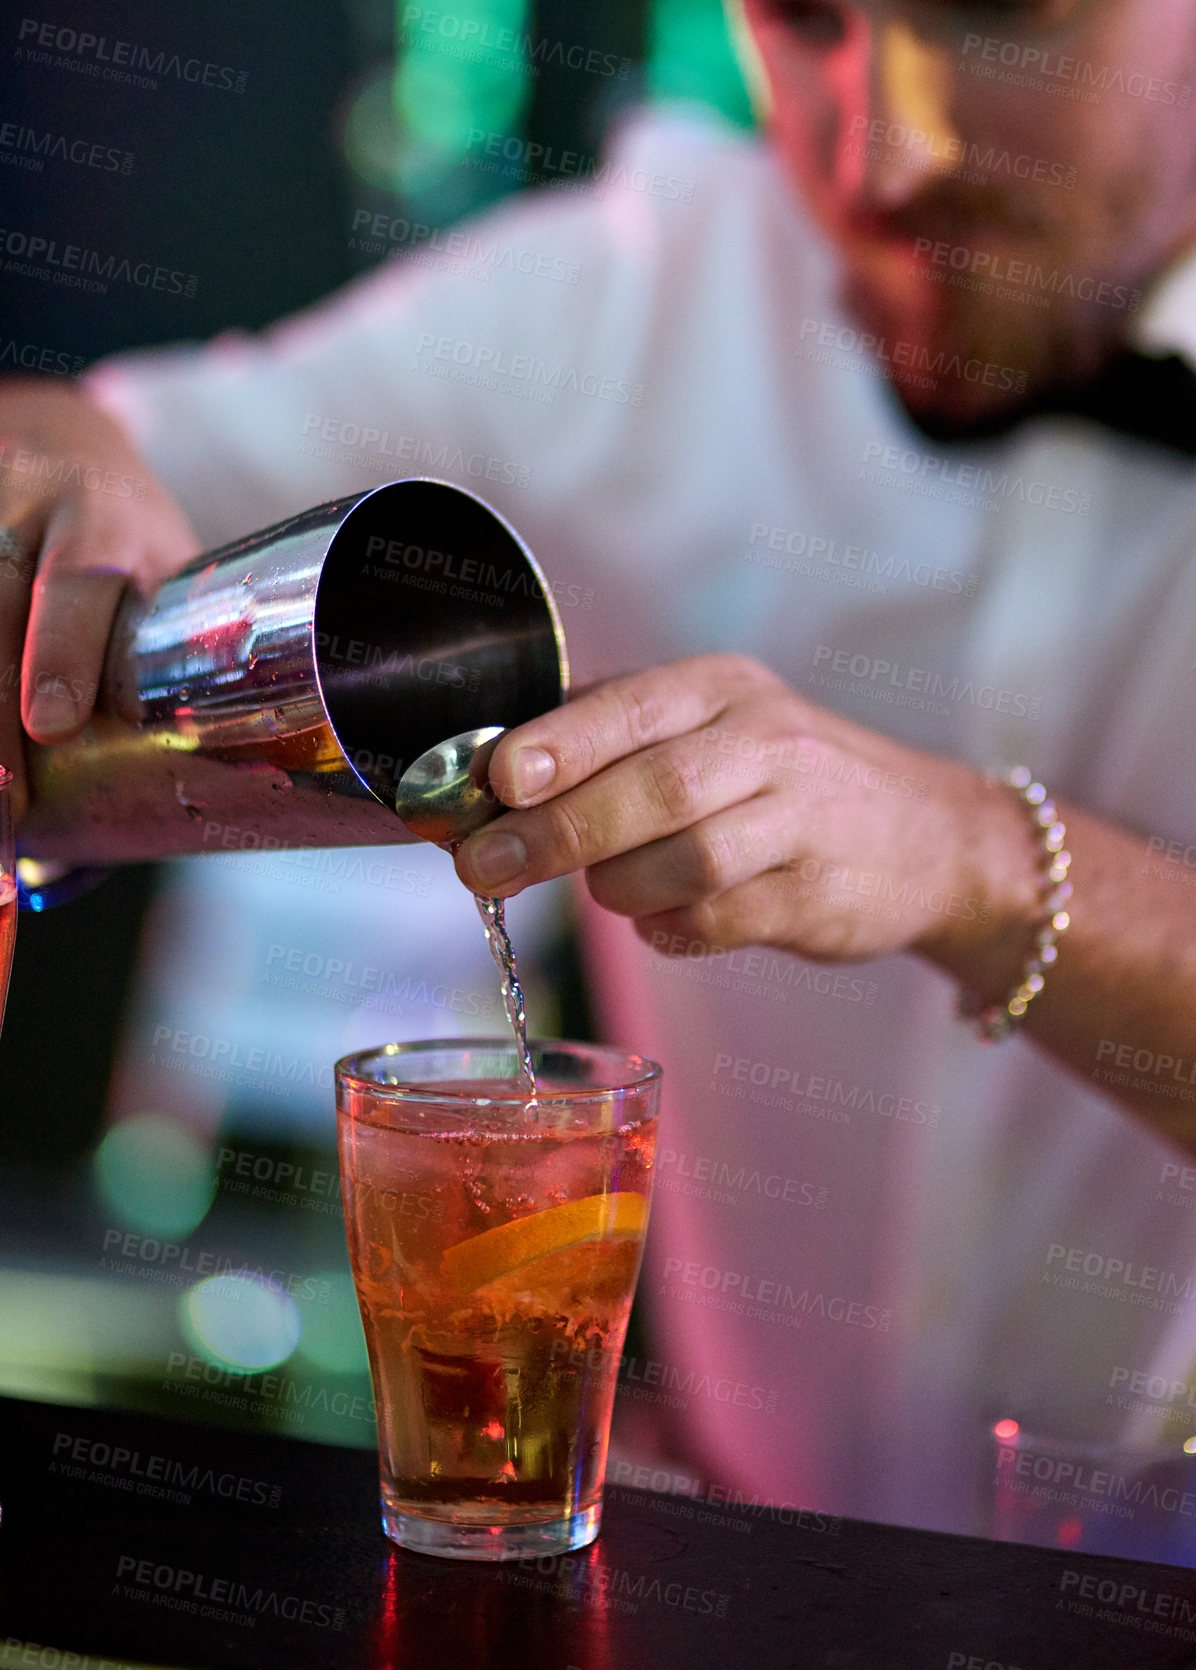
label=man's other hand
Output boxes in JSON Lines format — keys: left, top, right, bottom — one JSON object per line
{"left": 0, "top": 380, "right": 199, "bottom": 818}
{"left": 453, "top": 653, "right": 1040, "bottom": 971}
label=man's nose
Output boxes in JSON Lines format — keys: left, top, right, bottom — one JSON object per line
{"left": 837, "top": 19, "right": 961, "bottom": 210}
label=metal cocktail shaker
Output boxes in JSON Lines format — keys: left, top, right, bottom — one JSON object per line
{"left": 18, "top": 478, "right": 568, "bottom": 868}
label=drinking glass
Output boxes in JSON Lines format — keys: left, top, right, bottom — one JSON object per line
{"left": 336, "top": 1038, "right": 661, "bottom": 1561}
{"left": 0, "top": 767, "right": 15, "bottom": 1034}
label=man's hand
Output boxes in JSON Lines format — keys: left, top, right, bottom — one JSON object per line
{"left": 453, "top": 653, "right": 1041, "bottom": 974}
{"left": 456, "top": 654, "right": 1196, "bottom": 1150}
{"left": 0, "top": 380, "right": 198, "bottom": 817}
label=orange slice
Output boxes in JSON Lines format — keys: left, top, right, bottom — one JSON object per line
{"left": 442, "top": 1193, "right": 648, "bottom": 1294}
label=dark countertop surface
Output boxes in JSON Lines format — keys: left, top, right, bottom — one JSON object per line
{"left": 3, "top": 1393, "right": 1196, "bottom": 1668}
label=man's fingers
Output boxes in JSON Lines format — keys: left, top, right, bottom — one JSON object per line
{"left": 0, "top": 387, "right": 199, "bottom": 787}
{"left": 633, "top": 870, "right": 807, "bottom": 958}
{"left": 488, "top": 654, "right": 775, "bottom": 807}
{"left": 586, "top": 794, "right": 800, "bottom": 918}
{"left": 20, "top": 489, "right": 198, "bottom": 744}
{"left": 0, "top": 508, "right": 46, "bottom": 817}
{"left": 23, "top": 503, "right": 150, "bottom": 743}
{"left": 22, "top": 566, "right": 129, "bottom": 741}
{"left": 456, "top": 726, "right": 769, "bottom": 896}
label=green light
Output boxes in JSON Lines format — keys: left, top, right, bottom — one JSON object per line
{"left": 395, "top": 0, "right": 530, "bottom": 147}
{"left": 0, "top": 1272, "right": 176, "bottom": 1389}
{"left": 181, "top": 1273, "right": 302, "bottom": 1373}
{"left": 648, "top": 0, "right": 755, "bottom": 128}
{"left": 394, "top": 0, "right": 531, "bottom": 199}
{"left": 343, "top": 0, "right": 532, "bottom": 199}
{"left": 343, "top": 68, "right": 408, "bottom": 194}
{"left": 93, "top": 1115, "right": 216, "bottom": 1238}
{"left": 294, "top": 1272, "right": 370, "bottom": 1374}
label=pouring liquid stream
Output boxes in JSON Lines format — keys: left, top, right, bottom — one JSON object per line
{"left": 473, "top": 892, "right": 538, "bottom": 1105}
{"left": 439, "top": 840, "right": 537, "bottom": 1107}
{"left": 397, "top": 731, "right": 539, "bottom": 1108}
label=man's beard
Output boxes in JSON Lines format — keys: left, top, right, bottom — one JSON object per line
{"left": 836, "top": 186, "right": 1130, "bottom": 441}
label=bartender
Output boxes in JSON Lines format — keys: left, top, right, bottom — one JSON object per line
{"left": 3, "top": 0, "right": 1196, "bottom": 1537}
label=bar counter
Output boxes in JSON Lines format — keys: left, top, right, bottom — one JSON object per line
{"left": 3, "top": 1394, "right": 1196, "bottom": 1668}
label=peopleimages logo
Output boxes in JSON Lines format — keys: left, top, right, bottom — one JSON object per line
{"left": 3, "top": 1643, "right": 149, "bottom": 1670}
{"left": 1142, "top": 833, "right": 1196, "bottom": 891}
{"left": 609, "top": 1462, "right": 840, "bottom": 1535}
{"left": 960, "top": 33, "right": 1190, "bottom": 107}
{"left": 914, "top": 237, "right": 1140, "bottom": 311}
{"left": 648, "top": 930, "right": 878, "bottom": 1010}
{"left": 0, "top": 439, "right": 145, "bottom": 501}
{"left": 510, "top": 1550, "right": 729, "bottom": 1618}
{"left": 548, "top": 1338, "right": 780, "bottom": 1413}
{"left": 0, "top": 226, "right": 196, "bottom": 297}
{"left": 1044, "top": 1242, "right": 1193, "bottom": 1311}
{"left": 661, "top": 1256, "right": 890, "bottom": 1331}
{"left": 811, "top": 643, "right": 1040, "bottom": 718}
{"left": 859, "top": 440, "right": 1092, "bottom": 516}
{"left": 1096, "top": 1039, "right": 1196, "bottom": 1085}
{"left": 1059, "top": 1568, "right": 1196, "bottom": 1625}
{"left": 15, "top": 18, "right": 249, "bottom": 93}
{"left": 712, "top": 1053, "right": 941, "bottom": 1126}
{"left": 360, "top": 533, "right": 593, "bottom": 614}
{"left": 164, "top": 1352, "right": 376, "bottom": 1426}
{"left": 113, "top": 1555, "right": 344, "bottom": 1629}
{"left": 745, "top": 519, "right": 976, "bottom": 595}
{"left": 401, "top": 6, "right": 632, "bottom": 80}
{"left": 847, "top": 113, "right": 1076, "bottom": 189}
{"left": 702, "top": 724, "right": 928, "bottom": 799}
{"left": 657, "top": 1144, "right": 827, "bottom": 1209}
{"left": 0, "top": 120, "right": 133, "bottom": 174}
{"left": 100, "top": 1230, "right": 331, "bottom": 1304}
{"left": 300, "top": 413, "right": 532, "bottom": 487}
{"left": 465, "top": 128, "right": 693, "bottom": 202}
{"left": 0, "top": 334, "right": 82, "bottom": 376}
{"left": 51, "top": 1430, "right": 282, "bottom": 1509}
{"left": 260, "top": 942, "right": 498, "bottom": 1023}
{"left": 314, "top": 629, "right": 479, "bottom": 691}
{"left": 1109, "top": 1364, "right": 1196, "bottom": 1413}
{"left": 796, "top": 316, "right": 1026, "bottom": 394}
{"left": 147, "top": 1024, "right": 334, "bottom": 1098}
{"left": 413, "top": 331, "right": 644, "bottom": 405}
{"left": 998, "top": 1441, "right": 1196, "bottom": 1515}
{"left": 349, "top": 209, "right": 581, "bottom": 285}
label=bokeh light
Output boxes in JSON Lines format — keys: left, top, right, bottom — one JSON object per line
{"left": 993, "top": 1418, "right": 1020, "bottom": 1441}
{"left": 343, "top": 1, "right": 532, "bottom": 204}
{"left": 94, "top": 1114, "right": 216, "bottom": 1238}
{"left": 181, "top": 1272, "right": 302, "bottom": 1373}
{"left": 648, "top": 0, "right": 754, "bottom": 127}
{"left": 294, "top": 1271, "right": 370, "bottom": 1375}
{"left": 394, "top": 0, "right": 530, "bottom": 170}
{"left": 0, "top": 1272, "right": 176, "bottom": 1403}
{"left": 1056, "top": 1517, "right": 1084, "bottom": 1548}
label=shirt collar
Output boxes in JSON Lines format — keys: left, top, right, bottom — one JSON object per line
{"left": 1131, "top": 242, "right": 1196, "bottom": 369}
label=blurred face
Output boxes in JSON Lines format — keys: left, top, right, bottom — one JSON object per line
{"left": 741, "top": 0, "right": 1196, "bottom": 433}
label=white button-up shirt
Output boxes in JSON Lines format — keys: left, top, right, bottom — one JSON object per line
{"left": 89, "top": 109, "right": 1196, "bottom": 1537}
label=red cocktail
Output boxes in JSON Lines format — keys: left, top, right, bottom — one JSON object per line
{"left": 336, "top": 1039, "right": 660, "bottom": 1560}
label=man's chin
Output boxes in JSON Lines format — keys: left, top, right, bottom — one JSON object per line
{"left": 886, "top": 370, "right": 1037, "bottom": 443}
{"left": 839, "top": 263, "right": 1085, "bottom": 443}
